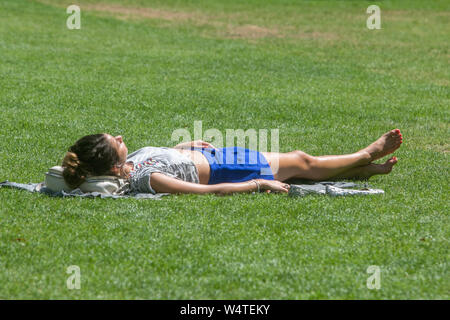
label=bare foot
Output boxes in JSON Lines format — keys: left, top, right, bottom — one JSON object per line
{"left": 365, "top": 157, "right": 398, "bottom": 176}
{"left": 354, "top": 157, "right": 398, "bottom": 180}
{"left": 362, "top": 129, "right": 403, "bottom": 161}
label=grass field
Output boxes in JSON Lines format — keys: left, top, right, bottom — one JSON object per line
{"left": 0, "top": 0, "right": 449, "bottom": 299}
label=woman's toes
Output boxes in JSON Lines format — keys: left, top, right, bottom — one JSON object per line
{"left": 383, "top": 157, "right": 398, "bottom": 172}
{"left": 388, "top": 156, "right": 398, "bottom": 164}
{"left": 391, "top": 128, "right": 402, "bottom": 139}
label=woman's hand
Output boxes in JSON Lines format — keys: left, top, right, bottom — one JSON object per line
{"left": 174, "top": 140, "right": 216, "bottom": 149}
{"left": 190, "top": 140, "right": 216, "bottom": 149}
{"left": 257, "top": 179, "right": 290, "bottom": 193}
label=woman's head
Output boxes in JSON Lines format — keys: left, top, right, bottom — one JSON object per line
{"left": 62, "top": 133, "right": 128, "bottom": 189}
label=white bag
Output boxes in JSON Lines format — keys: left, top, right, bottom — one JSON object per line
{"left": 44, "top": 166, "right": 128, "bottom": 195}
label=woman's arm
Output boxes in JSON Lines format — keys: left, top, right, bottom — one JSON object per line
{"left": 150, "top": 173, "right": 290, "bottom": 195}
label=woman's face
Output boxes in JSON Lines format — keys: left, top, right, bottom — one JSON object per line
{"left": 107, "top": 134, "right": 128, "bottom": 164}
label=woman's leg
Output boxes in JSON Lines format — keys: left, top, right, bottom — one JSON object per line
{"left": 328, "top": 157, "right": 398, "bottom": 180}
{"left": 262, "top": 129, "right": 402, "bottom": 181}
{"left": 262, "top": 149, "right": 371, "bottom": 181}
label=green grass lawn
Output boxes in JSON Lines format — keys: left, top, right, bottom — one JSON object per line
{"left": 0, "top": 0, "right": 448, "bottom": 299}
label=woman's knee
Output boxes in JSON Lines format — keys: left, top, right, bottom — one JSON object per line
{"left": 291, "top": 150, "right": 317, "bottom": 170}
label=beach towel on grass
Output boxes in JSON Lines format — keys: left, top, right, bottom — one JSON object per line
{"left": 0, "top": 180, "right": 383, "bottom": 199}
{"left": 0, "top": 181, "right": 169, "bottom": 199}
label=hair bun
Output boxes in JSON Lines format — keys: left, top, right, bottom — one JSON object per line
{"left": 62, "top": 151, "right": 87, "bottom": 188}
{"left": 63, "top": 151, "right": 79, "bottom": 169}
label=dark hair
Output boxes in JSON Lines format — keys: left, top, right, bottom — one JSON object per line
{"left": 62, "top": 134, "right": 121, "bottom": 189}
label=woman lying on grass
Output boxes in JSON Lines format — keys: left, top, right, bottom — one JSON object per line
{"left": 62, "top": 129, "right": 402, "bottom": 195}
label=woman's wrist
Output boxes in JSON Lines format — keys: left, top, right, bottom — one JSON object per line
{"left": 252, "top": 179, "right": 261, "bottom": 192}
